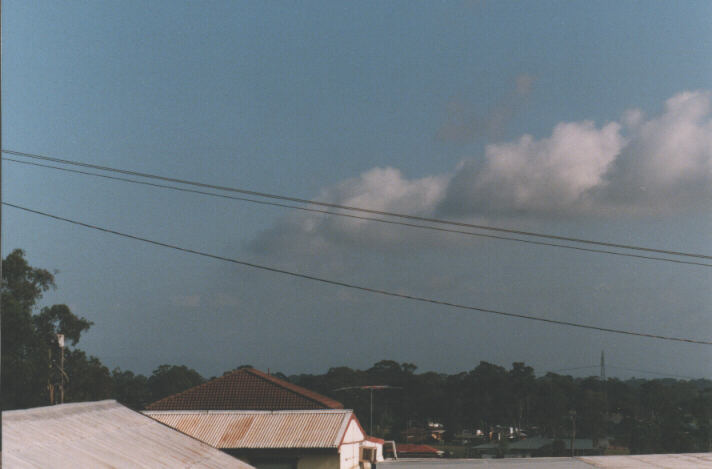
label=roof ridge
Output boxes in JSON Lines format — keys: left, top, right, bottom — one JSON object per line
{"left": 144, "top": 367, "right": 343, "bottom": 411}
{"left": 145, "top": 409, "right": 353, "bottom": 415}
{"left": 243, "top": 368, "right": 343, "bottom": 409}
{"left": 144, "top": 368, "right": 245, "bottom": 410}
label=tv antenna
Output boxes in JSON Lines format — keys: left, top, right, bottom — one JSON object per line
{"left": 333, "top": 385, "right": 402, "bottom": 435}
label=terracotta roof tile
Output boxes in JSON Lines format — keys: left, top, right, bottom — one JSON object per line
{"left": 145, "top": 368, "right": 343, "bottom": 411}
{"left": 393, "top": 443, "right": 442, "bottom": 455}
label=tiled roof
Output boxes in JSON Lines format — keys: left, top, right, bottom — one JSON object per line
{"left": 3, "top": 400, "right": 253, "bottom": 469}
{"left": 145, "top": 367, "right": 343, "bottom": 411}
{"left": 395, "top": 443, "right": 442, "bottom": 454}
{"left": 144, "top": 409, "right": 356, "bottom": 449}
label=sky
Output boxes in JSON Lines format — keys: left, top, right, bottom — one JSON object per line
{"left": 3, "top": 1, "right": 711, "bottom": 380}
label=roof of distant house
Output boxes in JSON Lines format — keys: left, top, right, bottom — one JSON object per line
{"left": 144, "top": 409, "right": 360, "bottom": 449}
{"left": 145, "top": 367, "right": 343, "bottom": 411}
{"left": 2, "top": 400, "right": 253, "bottom": 469}
{"left": 474, "top": 437, "right": 596, "bottom": 451}
{"left": 393, "top": 443, "right": 443, "bottom": 455}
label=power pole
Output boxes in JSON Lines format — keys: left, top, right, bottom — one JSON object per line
{"left": 58, "top": 334, "right": 65, "bottom": 404}
{"left": 370, "top": 388, "right": 374, "bottom": 435}
{"left": 1, "top": 0, "right": 4, "bottom": 446}
{"left": 333, "top": 385, "right": 402, "bottom": 436}
{"left": 600, "top": 350, "right": 608, "bottom": 416}
{"left": 569, "top": 410, "right": 576, "bottom": 457}
{"left": 600, "top": 350, "right": 606, "bottom": 382}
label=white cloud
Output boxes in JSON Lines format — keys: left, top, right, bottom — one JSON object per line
{"left": 442, "top": 120, "right": 624, "bottom": 215}
{"left": 442, "top": 90, "right": 712, "bottom": 216}
{"left": 602, "top": 90, "right": 712, "bottom": 212}
{"left": 252, "top": 90, "right": 712, "bottom": 254}
{"left": 250, "top": 167, "right": 450, "bottom": 256}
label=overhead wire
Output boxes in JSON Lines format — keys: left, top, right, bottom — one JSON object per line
{"left": 548, "top": 364, "right": 699, "bottom": 380}
{"left": 4, "top": 149, "right": 711, "bottom": 262}
{"left": 5, "top": 201, "right": 712, "bottom": 346}
{"left": 5, "top": 157, "right": 710, "bottom": 268}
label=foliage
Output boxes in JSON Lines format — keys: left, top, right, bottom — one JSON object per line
{"left": 1, "top": 249, "right": 110, "bottom": 409}
{"left": 290, "top": 360, "right": 712, "bottom": 454}
{"left": 147, "top": 364, "right": 204, "bottom": 403}
{"left": 4, "top": 249, "right": 710, "bottom": 455}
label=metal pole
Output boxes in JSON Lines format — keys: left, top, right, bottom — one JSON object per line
{"left": 60, "top": 338, "right": 64, "bottom": 404}
{"left": 570, "top": 413, "right": 576, "bottom": 457}
{"left": 370, "top": 388, "right": 374, "bottom": 435}
{"left": 0, "top": 0, "right": 4, "bottom": 444}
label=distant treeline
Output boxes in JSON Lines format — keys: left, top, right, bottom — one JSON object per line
{"left": 289, "top": 360, "right": 712, "bottom": 454}
{"left": 3, "top": 249, "right": 710, "bottom": 455}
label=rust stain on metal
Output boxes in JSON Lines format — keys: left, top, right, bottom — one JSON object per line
{"left": 145, "top": 410, "right": 356, "bottom": 449}
{"left": 219, "top": 415, "right": 254, "bottom": 447}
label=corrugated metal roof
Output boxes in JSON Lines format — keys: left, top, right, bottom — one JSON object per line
{"left": 378, "top": 453, "right": 712, "bottom": 468}
{"left": 144, "top": 409, "right": 356, "bottom": 449}
{"left": 2, "top": 400, "right": 254, "bottom": 469}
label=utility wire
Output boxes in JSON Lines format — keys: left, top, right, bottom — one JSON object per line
{"left": 6, "top": 157, "right": 710, "bottom": 268}
{"left": 4, "top": 149, "right": 710, "bottom": 261}
{"left": 607, "top": 366, "right": 700, "bottom": 381}
{"left": 550, "top": 365, "right": 599, "bottom": 373}
{"left": 5, "top": 201, "right": 712, "bottom": 346}
{"left": 549, "top": 364, "right": 699, "bottom": 380}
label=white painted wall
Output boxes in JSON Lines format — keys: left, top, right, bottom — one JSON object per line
{"left": 339, "top": 442, "right": 361, "bottom": 469}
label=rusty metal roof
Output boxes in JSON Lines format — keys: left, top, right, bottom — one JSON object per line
{"left": 144, "top": 409, "right": 357, "bottom": 449}
{"left": 145, "top": 367, "right": 343, "bottom": 411}
{"left": 3, "top": 400, "right": 254, "bottom": 469}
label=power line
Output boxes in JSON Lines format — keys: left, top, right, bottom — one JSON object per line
{"left": 5, "top": 201, "right": 712, "bottom": 346}
{"left": 550, "top": 365, "right": 600, "bottom": 373}
{"left": 6, "top": 157, "right": 710, "bottom": 268}
{"left": 4, "top": 149, "right": 711, "bottom": 262}
{"left": 607, "top": 366, "right": 700, "bottom": 381}
{"left": 548, "top": 364, "right": 699, "bottom": 380}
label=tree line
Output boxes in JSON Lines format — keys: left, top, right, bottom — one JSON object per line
{"left": 2, "top": 249, "right": 710, "bottom": 455}
{"left": 290, "top": 360, "right": 712, "bottom": 454}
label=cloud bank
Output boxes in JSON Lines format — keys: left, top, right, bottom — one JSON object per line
{"left": 253, "top": 90, "right": 712, "bottom": 252}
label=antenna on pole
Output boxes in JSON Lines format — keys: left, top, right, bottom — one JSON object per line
{"left": 332, "top": 385, "right": 402, "bottom": 436}
{"left": 600, "top": 350, "right": 608, "bottom": 416}
{"left": 600, "top": 350, "right": 606, "bottom": 382}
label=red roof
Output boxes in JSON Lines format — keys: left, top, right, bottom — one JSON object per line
{"left": 393, "top": 444, "right": 442, "bottom": 455}
{"left": 145, "top": 367, "right": 343, "bottom": 411}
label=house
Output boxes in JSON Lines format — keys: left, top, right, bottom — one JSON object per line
{"left": 385, "top": 443, "right": 444, "bottom": 458}
{"left": 145, "top": 367, "right": 344, "bottom": 411}
{"left": 473, "top": 437, "right": 604, "bottom": 458}
{"left": 144, "top": 409, "right": 382, "bottom": 469}
{"left": 144, "top": 367, "right": 383, "bottom": 469}
{"left": 401, "top": 425, "right": 446, "bottom": 443}
{"left": 2, "top": 400, "right": 253, "bottom": 469}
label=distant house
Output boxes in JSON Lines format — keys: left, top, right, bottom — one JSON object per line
{"left": 3, "top": 400, "right": 253, "bottom": 469}
{"left": 473, "top": 437, "right": 604, "bottom": 458}
{"left": 145, "top": 409, "right": 382, "bottom": 469}
{"left": 144, "top": 367, "right": 383, "bottom": 469}
{"left": 145, "top": 367, "right": 344, "bottom": 411}
{"left": 401, "top": 424, "right": 446, "bottom": 443}
{"left": 386, "top": 443, "right": 444, "bottom": 458}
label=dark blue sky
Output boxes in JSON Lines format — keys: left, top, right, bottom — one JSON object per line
{"left": 4, "top": 1, "right": 711, "bottom": 379}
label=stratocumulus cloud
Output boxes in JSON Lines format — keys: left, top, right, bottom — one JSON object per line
{"left": 252, "top": 90, "right": 712, "bottom": 252}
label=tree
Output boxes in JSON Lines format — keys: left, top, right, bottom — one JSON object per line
{"left": 2, "top": 249, "right": 110, "bottom": 409}
{"left": 147, "top": 364, "right": 204, "bottom": 403}
{"left": 112, "top": 368, "right": 150, "bottom": 409}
